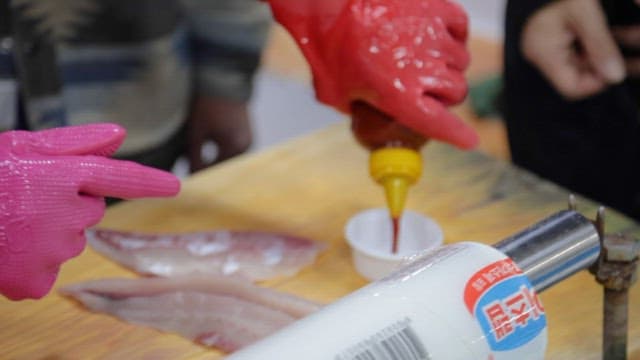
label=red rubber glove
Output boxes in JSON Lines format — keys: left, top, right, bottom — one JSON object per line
{"left": 267, "top": 0, "right": 478, "bottom": 149}
{"left": 0, "top": 124, "right": 180, "bottom": 300}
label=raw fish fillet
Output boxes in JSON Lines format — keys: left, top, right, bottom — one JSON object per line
{"left": 87, "top": 228, "right": 323, "bottom": 280}
{"left": 61, "top": 275, "right": 321, "bottom": 352}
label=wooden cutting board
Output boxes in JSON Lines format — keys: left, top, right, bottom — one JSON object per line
{"left": 1, "top": 122, "right": 639, "bottom": 359}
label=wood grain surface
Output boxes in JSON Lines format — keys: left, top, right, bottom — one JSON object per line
{"left": 1, "top": 123, "right": 638, "bottom": 359}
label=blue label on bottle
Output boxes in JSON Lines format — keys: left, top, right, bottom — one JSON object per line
{"left": 464, "top": 259, "right": 546, "bottom": 351}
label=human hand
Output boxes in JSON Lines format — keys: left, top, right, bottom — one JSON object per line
{"left": 186, "top": 97, "right": 252, "bottom": 173}
{"left": 0, "top": 124, "right": 180, "bottom": 300}
{"left": 521, "top": 0, "right": 626, "bottom": 99}
{"left": 267, "top": 0, "right": 478, "bottom": 149}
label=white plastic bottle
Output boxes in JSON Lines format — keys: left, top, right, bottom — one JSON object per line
{"left": 229, "top": 210, "right": 599, "bottom": 360}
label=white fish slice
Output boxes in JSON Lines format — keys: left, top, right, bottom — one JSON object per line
{"left": 86, "top": 228, "right": 324, "bottom": 281}
{"left": 61, "top": 275, "right": 321, "bottom": 352}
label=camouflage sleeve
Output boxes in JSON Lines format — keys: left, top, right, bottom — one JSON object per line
{"left": 18, "top": 0, "right": 189, "bottom": 155}
{"left": 180, "top": 0, "right": 272, "bottom": 101}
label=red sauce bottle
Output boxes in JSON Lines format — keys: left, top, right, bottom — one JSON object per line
{"left": 350, "top": 101, "right": 427, "bottom": 254}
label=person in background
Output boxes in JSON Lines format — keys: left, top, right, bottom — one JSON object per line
{"left": 504, "top": 0, "right": 640, "bottom": 220}
{"left": 1, "top": 0, "right": 270, "bottom": 172}
{"left": 1, "top": 0, "right": 474, "bottom": 300}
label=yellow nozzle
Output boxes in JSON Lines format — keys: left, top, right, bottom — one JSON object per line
{"left": 369, "top": 147, "right": 422, "bottom": 218}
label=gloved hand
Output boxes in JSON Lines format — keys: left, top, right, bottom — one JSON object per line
{"left": 267, "top": 0, "right": 478, "bottom": 149}
{"left": 0, "top": 124, "right": 180, "bottom": 300}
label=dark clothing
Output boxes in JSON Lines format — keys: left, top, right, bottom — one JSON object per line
{"left": 504, "top": 0, "right": 640, "bottom": 220}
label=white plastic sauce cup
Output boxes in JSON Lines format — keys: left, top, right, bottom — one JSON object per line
{"left": 345, "top": 208, "right": 444, "bottom": 280}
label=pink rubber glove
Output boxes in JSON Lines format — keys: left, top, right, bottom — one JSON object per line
{"left": 0, "top": 124, "right": 180, "bottom": 300}
{"left": 267, "top": 0, "right": 478, "bottom": 149}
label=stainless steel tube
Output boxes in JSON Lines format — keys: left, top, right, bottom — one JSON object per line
{"left": 494, "top": 210, "right": 601, "bottom": 292}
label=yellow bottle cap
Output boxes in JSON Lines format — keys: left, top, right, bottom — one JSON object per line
{"left": 369, "top": 148, "right": 422, "bottom": 218}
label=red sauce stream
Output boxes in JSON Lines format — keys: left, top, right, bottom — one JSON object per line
{"left": 392, "top": 216, "right": 400, "bottom": 254}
